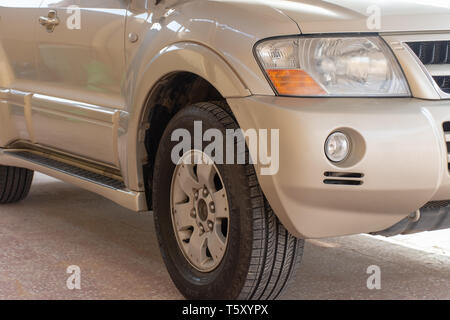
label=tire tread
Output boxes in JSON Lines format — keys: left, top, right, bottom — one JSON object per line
{"left": 0, "top": 165, "right": 34, "bottom": 204}
{"left": 193, "top": 101, "right": 304, "bottom": 300}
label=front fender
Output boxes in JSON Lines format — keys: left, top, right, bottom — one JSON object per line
{"left": 124, "top": 42, "right": 251, "bottom": 192}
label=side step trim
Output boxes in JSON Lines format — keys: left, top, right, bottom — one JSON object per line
{"left": 10, "top": 151, "right": 126, "bottom": 190}
{"left": 0, "top": 149, "right": 147, "bottom": 212}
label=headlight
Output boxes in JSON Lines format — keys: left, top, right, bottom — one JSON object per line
{"left": 255, "top": 36, "right": 410, "bottom": 97}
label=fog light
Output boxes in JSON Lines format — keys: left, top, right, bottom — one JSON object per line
{"left": 325, "top": 132, "right": 350, "bottom": 162}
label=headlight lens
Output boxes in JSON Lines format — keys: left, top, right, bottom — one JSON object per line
{"left": 255, "top": 36, "right": 410, "bottom": 97}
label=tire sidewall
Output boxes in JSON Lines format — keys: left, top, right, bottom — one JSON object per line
{"left": 153, "top": 105, "right": 254, "bottom": 299}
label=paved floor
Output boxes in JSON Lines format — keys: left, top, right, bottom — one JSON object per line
{"left": 0, "top": 173, "right": 448, "bottom": 299}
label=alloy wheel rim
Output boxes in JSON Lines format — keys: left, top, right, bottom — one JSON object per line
{"left": 170, "top": 150, "right": 230, "bottom": 272}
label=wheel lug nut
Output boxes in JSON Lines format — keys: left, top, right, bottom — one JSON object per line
{"left": 203, "top": 188, "right": 208, "bottom": 197}
{"left": 199, "top": 224, "right": 205, "bottom": 232}
{"left": 194, "top": 191, "right": 199, "bottom": 199}
{"left": 209, "top": 202, "right": 215, "bottom": 212}
{"left": 190, "top": 208, "right": 196, "bottom": 218}
{"left": 207, "top": 221, "right": 213, "bottom": 230}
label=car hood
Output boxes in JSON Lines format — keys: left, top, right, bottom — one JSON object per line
{"left": 269, "top": 0, "right": 450, "bottom": 34}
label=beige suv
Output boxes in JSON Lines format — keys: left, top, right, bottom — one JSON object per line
{"left": 0, "top": 0, "right": 449, "bottom": 300}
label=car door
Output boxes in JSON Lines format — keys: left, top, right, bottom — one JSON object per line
{"left": 34, "top": 0, "right": 128, "bottom": 167}
{"left": 0, "top": 1, "right": 42, "bottom": 147}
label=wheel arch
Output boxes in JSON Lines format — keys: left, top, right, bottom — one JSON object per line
{"left": 123, "top": 42, "right": 251, "bottom": 202}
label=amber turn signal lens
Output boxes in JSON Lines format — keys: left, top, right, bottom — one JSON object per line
{"left": 266, "top": 69, "right": 326, "bottom": 96}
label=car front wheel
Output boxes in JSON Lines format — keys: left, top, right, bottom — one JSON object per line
{"left": 152, "top": 101, "right": 304, "bottom": 300}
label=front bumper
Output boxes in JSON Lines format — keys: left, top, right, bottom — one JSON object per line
{"left": 227, "top": 96, "right": 450, "bottom": 238}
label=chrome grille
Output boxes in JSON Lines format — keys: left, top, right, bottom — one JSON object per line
{"left": 407, "top": 41, "right": 450, "bottom": 64}
{"left": 434, "top": 76, "right": 450, "bottom": 94}
{"left": 407, "top": 41, "right": 450, "bottom": 94}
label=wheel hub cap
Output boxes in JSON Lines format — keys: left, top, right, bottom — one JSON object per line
{"left": 197, "top": 199, "right": 208, "bottom": 221}
{"left": 170, "top": 150, "right": 230, "bottom": 272}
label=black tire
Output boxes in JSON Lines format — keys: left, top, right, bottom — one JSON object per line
{"left": 152, "top": 101, "right": 304, "bottom": 300}
{"left": 0, "top": 165, "right": 34, "bottom": 204}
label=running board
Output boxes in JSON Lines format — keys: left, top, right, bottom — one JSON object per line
{"left": 0, "top": 149, "right": 147, "bottom": 212}
{"left": 10, "top": 151, "right": 126, "bottom": 189}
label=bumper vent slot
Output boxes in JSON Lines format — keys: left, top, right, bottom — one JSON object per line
{"left": 443, "top": 122, "right": 450, "bottom": 171}
{"left": 323, "top": 172, "right": 364, "bottom": 186}
{"left": 406, "top": 41, "right": 450, "bottom": 94}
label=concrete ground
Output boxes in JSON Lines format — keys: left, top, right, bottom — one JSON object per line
{"left": 0, "top": 173, "right": 448, "bottom": 300}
